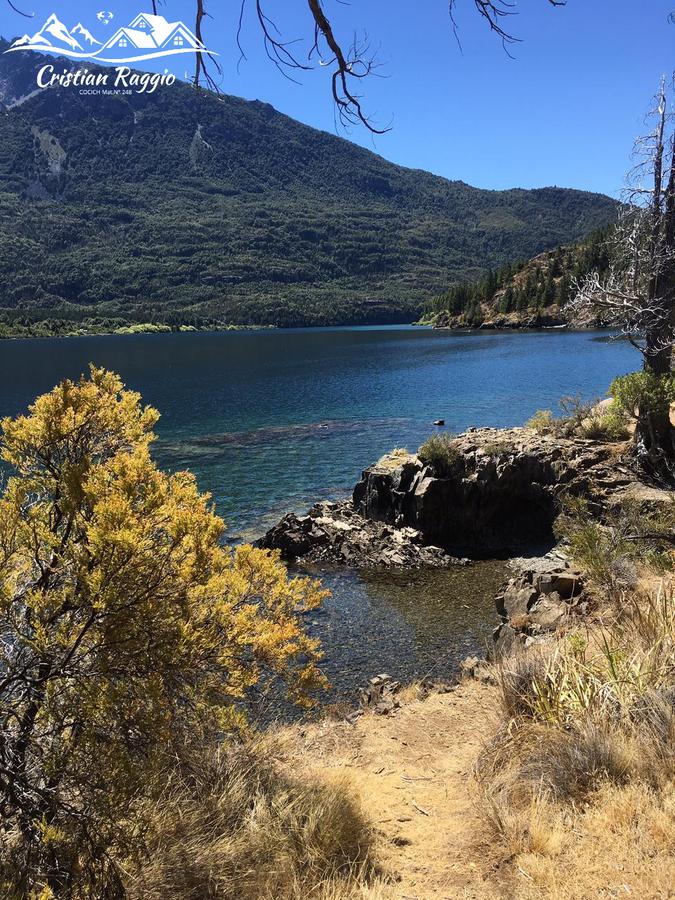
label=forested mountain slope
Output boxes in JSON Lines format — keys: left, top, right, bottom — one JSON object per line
{"left": 0, "top": 45, "right": 618, "bottom": 333}
{"left": 423, "top": 229, "right": 613, "bottom": 328}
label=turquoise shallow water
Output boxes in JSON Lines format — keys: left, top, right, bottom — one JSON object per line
{"left": 0, "top": 326, "right": 638, "bottom": 701}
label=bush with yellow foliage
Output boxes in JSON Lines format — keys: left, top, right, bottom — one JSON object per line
{"left": 0, "top": 367, "right": 331, "bottom": 897}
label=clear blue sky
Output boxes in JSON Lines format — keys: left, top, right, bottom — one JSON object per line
{"left": 1, "top": 1, "right": 673, "bottom": 196}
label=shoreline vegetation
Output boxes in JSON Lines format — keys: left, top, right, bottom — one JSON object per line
{"left": 0, "top": 318, "right": 615, "bottom": 341}
{"left": 0, "top": 229, "right": 616, "bottom": 340}
{"left": 418, "top": 228, "right": 614, "bottom": 332}
{"left": 0, "top": 319, "right": 277, "bottom": 339}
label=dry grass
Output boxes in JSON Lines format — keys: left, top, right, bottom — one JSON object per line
{"left": 527, "top": 395, "right": 631, "bottom": 442}
{"left": 125, "top": 743, "right": 376, "bottom": 900}
{"left": 417, "top": 433, "right": 461, "bottom": 476}
{"left": 491, "top": 781, "right": 675, "bottom": 899}
{"left": 527, "top": 408, "right": 556, "bottom": 434}
{"left": 375, "top": 448, "right": 413, "bottom": 470}
{"left": 476, "top": 581, "right": 675, "bottom": 898}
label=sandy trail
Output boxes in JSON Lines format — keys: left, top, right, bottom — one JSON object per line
{"left": 275, "top": 680, "right": 506, "bottom": 900}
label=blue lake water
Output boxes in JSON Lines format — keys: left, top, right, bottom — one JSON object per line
{"left": 0, "top": 327, "right": 638, "bottom": 702}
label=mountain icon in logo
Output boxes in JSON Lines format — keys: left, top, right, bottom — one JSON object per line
{"left": 12, "top": 13, "right": 84, "bottom": 53}
{"left": 71, "top": 23, "right": 102, "bottom": 47}
{"left": 6, "top": 11, "right": 215, "bottom": 63}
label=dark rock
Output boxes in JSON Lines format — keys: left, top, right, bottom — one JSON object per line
{"left": 528, "top": 596, "right": 569, "bottom": 629}
{"left": 260, "top": 513, "right": 329, "bottom": 561}
{"left": 263, "top": 425, "right": 657, "bottom": 568}
{"left": 534, "top": 571, "right": 583, "bottom": 600}
{"left": 360, "top": 674, "right": 402, "bottom": 714}
{"left": 496, "top": 580, "right": 539, "bottom": 619}
{"left": 492, "top": 623, "right": 527, "bottom": 658}
{"left": 490, "top": 550, "right": 587, "bottom": 657}
{"left": 433, "top": 419, "right": 445, "bottom": 426}
{"left": 349, "top": 427, "right": 638, "bottom": 556}
{"left": 260, "top": 499, "right": 470, "bottom": 569}
{"left": 353, "top": 434, "right": 556, "bottom": 555}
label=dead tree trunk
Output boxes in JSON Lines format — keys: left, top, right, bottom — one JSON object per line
{"left": 636, "top": 90, "right": 675, "bottom": 482}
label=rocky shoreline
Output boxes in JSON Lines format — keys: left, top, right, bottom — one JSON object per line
{"left": 429, "top": 311, "right": 567, "bottom": 331}
{"left": 261, "top": 425, "right": 656, "bottom": 660}
{"left": 262, "top": 426, "right": 638, "bottom": 563}
{"left": 260, "top": 498, "right": 471, "bottom": 568}
{"left": 492, "top": 550, "right": 586, "bottom": 657}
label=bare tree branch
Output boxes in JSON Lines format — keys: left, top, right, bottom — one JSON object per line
{"left": 193, "top": 0, "right": 223, "bottom": 93}
{"left": 6, "top": 0, "right": 32, "bottom": 16}
{"left": 449, "top": 0, "right": 566, "bottom": 54}
{"left": 307, "top": 0, "right": 388, "bottom": 132}
{"left": 568, "top": 82, "right": 675, "bottom": 371}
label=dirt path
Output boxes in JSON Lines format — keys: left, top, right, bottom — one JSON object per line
{"left": 275, "top": 680, "right": 506, "bottom": 899}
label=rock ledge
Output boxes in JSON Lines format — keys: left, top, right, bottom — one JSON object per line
{"left": 259, "top": 500, "right": 469, "bottom": 568}
{"left": 262, "top": 427, "right": 638, "bottom": 565}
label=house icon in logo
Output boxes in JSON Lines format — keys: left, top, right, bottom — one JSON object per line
{"left": 5, "top": 10, "right": 215, "bottom": 63}
{"left": 100, "top": 13, "right": 203, "bottom": 60}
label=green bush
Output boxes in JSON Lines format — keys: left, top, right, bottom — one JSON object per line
{"left": 527, "top": 409, "right": 555, "bottom": 434}
{"left": 580, "top": 409, "right": 630, "bottom": 442}
{"left": 418, "top": 433, "right": 461, "bottom": 476}
{"left": 555, "top": 496, "right": 675, "bottom": 595}
{"left": 555, "top": 498, "right": 637, "bottom": 597}
{"left": 610, "top": 371, "right": 675, "bottom": 418}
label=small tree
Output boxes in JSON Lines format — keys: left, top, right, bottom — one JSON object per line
{"left": 569, "top": 81, "right": 675, "bottom": 482}
{"left": 0, "top": 367, "right": 327, "bottom": 896}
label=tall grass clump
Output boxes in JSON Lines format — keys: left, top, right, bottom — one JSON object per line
{"left": 527, "top": 394, "right": 631, "bottom": 441}
{"left": 526, "top": 408, "right": 556, "bottom": 434}
{"left": 478, "top": 492, "right": 675, "bottom": 868}
{"left": 478, "top": 582, "right": 675, "bottom": 839}
{"left": 126, "top": 742, "right": 375, "bottom": 900}
{"left": 418, "top": 433, "right": 461, "bottom": 476}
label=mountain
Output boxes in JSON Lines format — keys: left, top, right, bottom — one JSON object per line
{"left": 12, "top": 34, "right": 35, "bottom": 48}
{"left": 71, "top": 24, "right": 101, "bottom": 47}
{"left": 0, "top": 45, "right": 619, "bottom": 334}
{"left": 423, "top": 229, "right": 612, "bottom": 329}
{"left": 30, "top": 14, "right": 83, "bottom": 51}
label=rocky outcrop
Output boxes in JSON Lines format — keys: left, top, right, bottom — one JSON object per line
{"left": 259, "top": 500, "right": 468, "bottom": 568}
{"left": 491, "top": 550, "right": 587, "bottom": 657}
{"left": 432, "top": 310, "right": 566, "bottom": 330}
{"left": 352, "top": 428, "right": 635, "bottom": 556}
{"left": 262, "top": 426, "right": 638, "bottom": 564}
{"left": 359, "top": 674, "right": 402, "bottom": 715}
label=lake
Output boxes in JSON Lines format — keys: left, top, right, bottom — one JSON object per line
{"left": 0, "top": 327, "right": 637, "bottom": 703}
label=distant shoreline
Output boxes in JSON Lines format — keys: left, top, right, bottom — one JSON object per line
{"left": 0, "top": 321, "right": 622, "bottom": 341}
{"left": 0, "top": 322, "right": 277, "bottom": 341}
